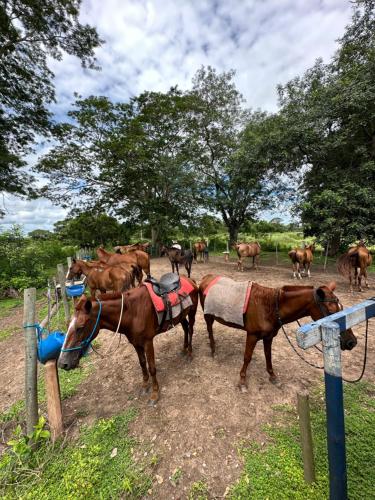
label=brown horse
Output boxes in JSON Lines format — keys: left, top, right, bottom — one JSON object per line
{"left": 97, "top": 247, "right": 151, "bottom": 279}
{"left": 193, "top": 241, "right": 206, "bottom": 263}
{"left": 338, "top": 242, "right": 372, "bottom": 292}
{"left": 288, "top": 243, "right": 315, "bottom": 279}
{"left": 160, "top": 245, "right": 193, "bottom": 277}
{"left": 234, "top": 242, "right": 261, "bottom": 271}
{"left": 114, "top": 242, "right": 150, "bottom": 254}
{"left": 199, "top": 275, "right": 356, "bottom": 391}
{"left": 58, "top": 279, "right": 199, "bottom": 405}
{"left": 67, "top": 259, "right": 137, "bottom": 298}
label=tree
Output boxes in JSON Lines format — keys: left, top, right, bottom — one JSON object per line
{"left": 186, "top": 67, "right": 286, "bottom": 244}
{"left": 54, "top": 212, "right": 128, "bottom": 247}
{"left": 38, "top": 90, "right": 199, "bottom": 245}
{"left": 278, "top": 0, "right": 375, "bottom": 252}
{"left": 0, "top": 0, "right": 102, "bottom": 201}
{"left": 28, "top": 229, "right": 54, "bottom": 240}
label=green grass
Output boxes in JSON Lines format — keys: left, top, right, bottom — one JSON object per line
{"left": 0, "top": 296, "right": 23, "bottom": 318}
{"left": 0, "top": 355, "right": 94, "bottom": 424}
{"left": 230, "top": 382, "right": 375, "bottom": 500}
{"left": 0, "top": 326, "right": 14, "bottom": 342}
{"left": 189, "top": 480, "right": 209, "bottom": 499}
{"left": 0, "top": 408, "right": 152, "bottom": 499}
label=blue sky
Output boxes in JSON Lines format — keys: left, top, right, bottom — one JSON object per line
{"left": 1, "top": 0, "right": 353, "bottom": 232}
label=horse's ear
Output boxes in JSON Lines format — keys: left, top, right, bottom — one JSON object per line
{"left": 327, "top": 281, "right": 336, "bottom": 291}
{"left": 316, "top": 287, "right": 326, "bottom": 300}
{"left": 84, "top": 299, "right": 92, "bottom": 314}
{"left": 72, "top": 258, "right": 76, "bottom": 263}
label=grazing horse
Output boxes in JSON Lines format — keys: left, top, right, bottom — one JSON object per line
{"left": 97, "top": 247, "right": 151, "bottom": 279}
{"left": 58, "top": 279, "right": 199, "bottom": 405}
{"left": 288, "top": 243, "right": 315, "bottom": 279}
{"left": 193, "top": 241, "right": 207, "bottom": 263}
{"left": 67, "top": 259, "right": 138, "bottom": 298}
{"left": 160, "top": 245, "right": 193, "bottom": 278}
{"left": 338, "top": 242, "right": 372, "bottom": 292}
{"left": 114, "top": 242, "right": 150, "bottom": 254}
{"left": 199, "top": 275, "right": 356, "bottom": 392}
{"left": 234, "top": 242, "right": 261, "bottom": 271}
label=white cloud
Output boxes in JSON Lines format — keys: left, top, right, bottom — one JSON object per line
{"left": 2, "top": 0, "right": 353, "bottom": 230}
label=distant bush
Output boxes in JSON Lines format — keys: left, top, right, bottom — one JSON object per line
{"left": 0, "top": 225, "right": 75, "bottom": 293}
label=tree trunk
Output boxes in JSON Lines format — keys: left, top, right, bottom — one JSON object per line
{"left": 327, "top": 234, "right": 341, "bottom": 256}
{"left": 151, "top": 226, "right": 160, "bottom": 256}
{"left": 228, "top": 225, "right": 239, "bottom": 246}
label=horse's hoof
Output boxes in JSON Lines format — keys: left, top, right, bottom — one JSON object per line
{"left": 140, "top": 386, "right": 151, "bottom": 396}
{"left": 269, "top": 376, "right": 277, "bottom": 384}
{"left": 211, "top": 351, "right": 215, "bottom": 358}
{"left": 148, "top": 399, "right": 158, "bottom": 407}
{"left": 180, "top": 349, "right": 187, "bottom": 356}
{"left": 186, "top": 354, "right": 193, "bottom": 363}
{"left": 239, "top": 385, "right": 248, "bottom": 393}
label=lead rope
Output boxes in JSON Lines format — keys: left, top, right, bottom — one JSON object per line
{"left": 290, "top": 308, "right": 370, "bottom": 381}
{"left": 280, "top": 323, "right": 325, "bottom": 370}
{"left": 98, "top": 292, "right": 124, "bottom": 357}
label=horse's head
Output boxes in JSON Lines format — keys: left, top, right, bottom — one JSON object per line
{"left": 67, "top": 259, "right": 82, "bottom": 280}
{"left": 307, "top": 243, "right": 315, "bottom": 252}
{"left": 312, "top": 282, "right": 357, "bottom": 351}
{"left": 58, "top": 296, "right": 100, "bottom": 370}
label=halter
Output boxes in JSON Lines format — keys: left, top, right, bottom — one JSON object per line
{"left": 61, "top": 299, "right": 102, "bottom": 353}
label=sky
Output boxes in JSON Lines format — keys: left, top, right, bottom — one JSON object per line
{"left": 1, "top": 0, "right": 353, "bottom": 233}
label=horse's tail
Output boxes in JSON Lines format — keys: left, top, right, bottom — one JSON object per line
{"left": 337, "top": 252, "right": 357, "bottom": 277}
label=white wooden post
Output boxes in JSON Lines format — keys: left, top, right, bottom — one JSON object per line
{"left": 23, "top": 288, "right": 38, "bottom": 435}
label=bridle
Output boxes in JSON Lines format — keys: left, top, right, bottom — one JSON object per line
{"left": 61, "top": 299, "right": 102, "bottom": 353}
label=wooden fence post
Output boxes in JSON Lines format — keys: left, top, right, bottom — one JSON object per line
{"left": 297, "top": 392, "right": 316, "bottom": 483}
{"left": 44, "top": 360, "right": 63, "bottom": 441}
{"left": 24, "top": 288, "right": 38, "bottom": 435}
{"left": 67, "top": 256, "right": 72, "bottom": 269}
{"left": 57, "top": 264, "right": 70, "bottom": 326}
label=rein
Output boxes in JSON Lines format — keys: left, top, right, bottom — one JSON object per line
{"left": 276, "top": 288, "right": 369, "bottom": 382}
{"left": 61, "top": 299, "right": 102, "bottom": 353}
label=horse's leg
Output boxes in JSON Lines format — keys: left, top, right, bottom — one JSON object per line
{"left": 181, "top": 318, "right": 189, "bottom": 355}
{"left": 239, "top": 332, "right": 258, "bottom": 392}
{"left": 364, "top": 267, "right": 370, "bottom": 288}
{"left": 252, "top": 256, "right": 255, "bottom": 269}
{"left": 358, "top": 269, "right": 363, "bottom": 292}
{"left": 307, "top": 263, "right": 311, "bottom": 278}
{"left": 292, "top": 262, "right": 296, "bottom": 279}
{"left": 185, "top": 260, "right": 191, "bottom": 278}
{"left": 255, "top": 254, "right": 260, "bottom": 270}
{"left": 171, "top": 260, "right": 175, "bottom": 274}
{"left": 187, "top": 307, "right": 196, "bottom": 359}
{"left": 205, "top": 314, "right": 215, "bottom": 356}
{"left": 176, "top": 262, "right": 179, "bottom": 275}
{"left": 263, "top": 336, "right": 277, "bottom": 383}
{"left": 297, "top": 262, "right": 302, "bottom": 280}
{"left": 144, "top": 340, "right": 159, "bottom": 405}
{"left": 134, "top": 345, "right": 150, "bottom": 394}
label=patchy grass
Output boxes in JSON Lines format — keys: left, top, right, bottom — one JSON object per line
{"left": 189, "top": 480, "right": 209, "bottom": 500}
{"left": 230, "top": 382, "right": 375, "bottom": 500}
{"left": 0, "top": 408, "right": 151, "bottom": 499}
{"left": 0, "top": 297, "right": 23, "bottom": 319}
{"left": 0, "top": 356, "right": 94, "bottom": 424}
{"left": 0, "top": 326, "right": 14, "bottom": 342}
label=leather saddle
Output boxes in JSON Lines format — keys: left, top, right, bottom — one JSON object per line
{"left": 146, "top": 272, "right": 181, "bottom": 296}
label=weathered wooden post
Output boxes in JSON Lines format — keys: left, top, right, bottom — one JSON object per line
{"left": 57, "top": 264, "right": 70, "bottom": 326}
{"left": 44, "top": 360, "right": 63, "bottom": 441}
{"left": 23, "top": 288, "right": 38, "bottom": 435}
{"left": 297, "top": 392, "right": 316, "bottom": 483}
{"left": 67, "top": 256, "right": 72, "bottom": 269}
{"left": 322, "top": 321, "right": 347, "bottom": 500}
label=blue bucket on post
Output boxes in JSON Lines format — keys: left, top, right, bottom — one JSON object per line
{"left": 66, "top": 283, "right": 85, "bottom": 298}
{"left": 36, "top": 326, "right": 66, "bottom": 364}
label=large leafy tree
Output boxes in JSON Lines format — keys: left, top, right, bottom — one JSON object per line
{"left": 186, "top": 67, "right": 285, "bottom": 244}
{"left": 38, "top": 89, "right": 198, "bottom": 245}
{"left": 278, "top": 0, "right": 375, "bottom": 252}
{"left": 0, "top": 0, "right": 102, "bottom": 201}
{"left": 54, "top": 212, "right": 128, "bottom": 247}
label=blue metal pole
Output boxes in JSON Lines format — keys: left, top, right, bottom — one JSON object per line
{"left": 322, "top": 321, "right": 347, "bottom": 500}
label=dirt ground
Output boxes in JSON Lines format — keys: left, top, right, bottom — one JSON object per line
{"left": 1, "top": 257, "right": 374, "bottom": 498}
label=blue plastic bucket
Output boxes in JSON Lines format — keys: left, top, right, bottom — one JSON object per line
{"left": 66, "top": 284, "right": 85, "bottom": 297}
{"left": 37, "top": 331, "right": 66, "bottom": 364}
